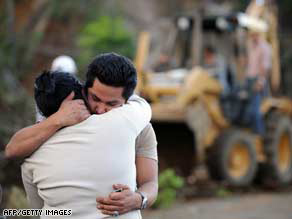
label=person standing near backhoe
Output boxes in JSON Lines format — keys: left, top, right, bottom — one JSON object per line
{"left": 245, "top": 30, "right": 272, "bottom": 135}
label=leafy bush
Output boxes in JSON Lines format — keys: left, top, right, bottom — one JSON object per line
{"left": 77, "top": 16, "right": 135, "bottom": 69}
{"left": 215, "top": 187, "right": 232, "bottom": 198}
{"left": 153, "top": 168, "right": 184, "bottom": 208}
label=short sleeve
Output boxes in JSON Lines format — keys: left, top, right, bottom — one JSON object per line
{"left": 135, "top": 123, "right": 158, "bottom": 161}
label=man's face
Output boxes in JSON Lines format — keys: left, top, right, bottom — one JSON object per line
{"left": 250, "top": 32, "right": 260, "bottom": 44}
{"left": 87, "top": 78, "right": 125, "bottom": 114}
{"left": 204, "top": 51, "right": 215, "bottom": 65}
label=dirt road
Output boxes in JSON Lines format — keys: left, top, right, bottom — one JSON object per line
{"left": 142, "top": 191, "right": 292, "bottom": 219}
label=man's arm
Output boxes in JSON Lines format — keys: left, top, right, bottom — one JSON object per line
{"left": 135, "top": 123, "right": 158, "bottom": 207}
{"left": 5, "top": 92, "right": 90, "bottom": 158}
{"left": 136, "top": 157, "right": 158, "bottom": 207}
{"left": 5, "top": 116, "right": 62, "bottom": 158}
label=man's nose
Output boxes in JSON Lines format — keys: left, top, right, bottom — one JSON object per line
{"left": 96, "top": 103, "right": 107, "bottom": 114}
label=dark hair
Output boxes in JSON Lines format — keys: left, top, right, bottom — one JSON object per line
{"left": 34, "top": 70, "right": 84, "bottom": 117}
{"left": 204, "top": 45, "right": 217, "bottom": 55}
{"left": 85, "top": 53, "right": 137, "bottom": 100}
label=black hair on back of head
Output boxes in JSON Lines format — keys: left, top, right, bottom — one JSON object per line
{"left": 34, "top": 70, "right": 84, "bottom": 118}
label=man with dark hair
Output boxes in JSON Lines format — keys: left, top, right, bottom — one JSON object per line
{"left": 203, "top": 46, "right": 230, "bottom": 96}
{"left": 36, "top": 56, "right": 78, "bottom": 122}
{"left": 22, "top": 70, "right": 151, "bottom": 218}
{"left": 34, "top": 71, "right": 84, "bottom": 118}
{"left": 85, "top": 53, "right": 137, "bottom": 100}
{"left": 6, "top": 53, "right": 158, "bottom": 217}
{"left": 84, "top": 53, "right": 137, "bottom": 115}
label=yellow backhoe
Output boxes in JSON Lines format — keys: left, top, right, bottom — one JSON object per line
{"left": 134, "top": 0, "right": 292, "bottom": 187}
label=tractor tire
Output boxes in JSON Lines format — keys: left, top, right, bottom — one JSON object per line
{"left": 260, "top": 113, "right": 292, "bottom": 186}
{"left": 206, "top": 129, "right": 258, "bottom": 187}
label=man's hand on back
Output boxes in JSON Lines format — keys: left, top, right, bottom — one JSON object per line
{"left": 96, "top": 157, "right": 158, "bottom": 216}
{"left": 53, "top": 91, "right": 90, "bottom": 127}
{"left": 96, "top": 184, "right": 141, "bottom": 216}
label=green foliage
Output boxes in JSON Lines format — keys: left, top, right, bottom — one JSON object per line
{"left": 51, "top": 0, "right": 100, "bottom": 20}
{"left": 0, "top": 27, "right": 34, "bottom": 145}
{"left": 234, "top": 0, "right": 247, "bottom": 11}
{"left": 153, "top": 169, "right": 184, "bottom": 208}
{"left": 77, "top": 16, "right": 135, "bottom": 69}
{"left": 216, "top": 187, "right": 232, "bottom": 198}
{"left": 0, "top": 1, "right": 35, "bottom": 190}
{"left": 6, "top": 186, "right": 29, "bottom": 209}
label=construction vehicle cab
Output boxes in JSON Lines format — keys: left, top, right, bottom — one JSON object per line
{"left": 135, "top": 0, "right": 292, "bottom": 187}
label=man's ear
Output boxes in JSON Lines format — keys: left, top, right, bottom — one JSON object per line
{"left": 82, "top": 89, "right": 92, "bottom": 113}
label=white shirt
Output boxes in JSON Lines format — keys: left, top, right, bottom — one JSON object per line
{"left": 247, "top": 39, "right": 272, "bottom": 78}
{"left": 22, "top": 95, "right": 151, "bottom": 219}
